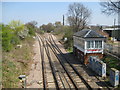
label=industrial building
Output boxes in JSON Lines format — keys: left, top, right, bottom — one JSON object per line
{"left": 73, "top": 29, "right": 106, "bottom": 65}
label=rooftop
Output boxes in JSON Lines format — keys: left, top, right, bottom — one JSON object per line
{"left": 73, "top": 29, "right": 106, "bottom": 38}
{"left": 103, "top": 28, "right": 120, "bottom": 31}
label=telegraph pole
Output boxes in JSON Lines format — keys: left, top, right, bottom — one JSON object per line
{"left": 63, "top": 15, "right": 64, "bottom": 26}
{"left": 112, "top": 18, "right": 116, "bottom": 40}
{"left": 113, "top": 18, "right": 116, "bottom": 40}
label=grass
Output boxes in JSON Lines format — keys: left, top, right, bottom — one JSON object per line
{"left": 107, "top": 40, "right": 120, "bottom": 46}
{"left": 67, "top": 47, "right": 73, "bottom": 53}
{"left": 2, "top": 36, "right": 35, "bottom": 88}
{"left": 2, "top": 59, "right": 20, "bottom": 87}
{"left": 102, "top": 54, "right": 120, "bottom": 70}
{"left": 101, "top": 54, "right": 120, "bottom": 75}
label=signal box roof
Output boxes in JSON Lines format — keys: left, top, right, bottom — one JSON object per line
{"left": 73, "top": 29, "right": 106, "bottom": 38}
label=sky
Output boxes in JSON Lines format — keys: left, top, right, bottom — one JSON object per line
{"left": 1, "top": 1, "right": 118, "bottom": 26}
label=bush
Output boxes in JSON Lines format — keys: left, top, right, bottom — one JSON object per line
{"left": 28, "top": 28, "right": 35, "bottom": 36}
{"left": 63, "top": 27, "right": 74, "bottom": 50}
{"left": 11, "top": 35, "right": 20, "bottom": 45}
{"left": 2, "top": 37, "right": 13, "bottom": 52}
{"left": 2, "top": 26, "right": 13, "bottom": 52}
{"left": 2, "top": 21, "right": 31, "bottom": 52}
{"left": 25, "top": 21, "right": 38, "bottom": 36}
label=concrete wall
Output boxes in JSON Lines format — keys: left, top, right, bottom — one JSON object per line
{"left": 88, "top": 56, "right": 106, "bottom": 77}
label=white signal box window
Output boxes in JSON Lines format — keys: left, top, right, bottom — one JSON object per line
{"left": 87, "top": 40, "right": 102, "bottom": 49}
{"left": 95, "top": 41, "right": 102, "bottom": 48}
{"left": 87, "top": 41, "right": 94, "bottom": 49}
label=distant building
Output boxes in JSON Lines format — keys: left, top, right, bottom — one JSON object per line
{"left": 103, "top": 28, "right": 120, "bottom": 41}
{"left": 73, "top": 29, "right": 106, "bottom": 65}
{"left": 96, "top": 30, "right": 109, "bottom": 41}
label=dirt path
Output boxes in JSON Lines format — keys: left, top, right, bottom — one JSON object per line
{"left": 26, "top": 37, "right": 43, "bottom": 88}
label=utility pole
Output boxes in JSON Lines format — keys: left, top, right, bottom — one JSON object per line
{"left": 112, "top": 18, "right": 116, "bottom": 40}
{"left": 63, "top": 15, "right": 64, "bottom": 26}
{"left": 113, "top": 18, "right": 116, "bottom": 40}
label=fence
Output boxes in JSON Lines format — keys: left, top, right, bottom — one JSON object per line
{"left": 104, "top": 43, "right": 120, "bottom": 58}
{"left": 88, "top": 56, "right": 106, "bottom": 78}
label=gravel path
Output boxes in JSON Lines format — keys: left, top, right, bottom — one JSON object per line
{"left": 26, "top": 37, "right": 43, "bottom": 88}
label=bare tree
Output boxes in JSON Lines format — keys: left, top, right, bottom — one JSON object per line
{"left": 67, "top": 3, "right": 91, "bottom": 32}
{"left": 100, "top": 0, "right": 120, "bottom": 15}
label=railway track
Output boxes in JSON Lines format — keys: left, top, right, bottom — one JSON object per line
{"left": 37, "top": 34, "right": 47, "bottom": 89}
{"left": 46, "top": 41, "right": 80, "bottom": 89}
{"left": 46, "top": 34, "right": 92, "bottom": 90}
{"left": 46, "top": 44, "right": 76, "bottom": 89}
{"left": 37, "top": 34, "right": 77, "bottom": 89}
{"left": 37, "top": 34, "right": 57, "bottom": 89}
{"left": 40, "top": 35, "right": 77, "bottom": 89}
{"left": 39, "top": 34, "right": 60, "bottom": 89}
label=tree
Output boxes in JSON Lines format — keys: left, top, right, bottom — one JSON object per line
{"left": 54, "top": 21, "right": 62, "bottom": 28}
{"left": 2, "top": 24, "right": 13, "bottom": 51}
{"left": 67, "top": 2, "right": 91, "bottom": 32}
{"left": 40, "top": 23, "right": 54, "bottom": 33}
{"left": 63, "top": 26, "right": 73, "bottom": 50}
{"left": 9, "top": 20, "right": 25, "bottom": 37}
{"left": 100, "top": 0, "right": 120, "bottom": 15}
{"left": 25, "top": 21, "right": 38, "bottom": 36}
{"left": 9, "top": 20, "right": 24, "bottom": 31}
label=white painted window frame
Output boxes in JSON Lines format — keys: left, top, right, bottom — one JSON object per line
{"left": 86, "top": 40, "right": 103, "bottom": 49}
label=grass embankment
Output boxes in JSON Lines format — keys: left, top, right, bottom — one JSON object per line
{"left": 101, "top": 54, "right": 120, "bottom": 89}
{"left": 101, "top": 54, "right": 120, "bottom": 75}
{"left": 2, "top": 37, "right": 35, "bottom": 88}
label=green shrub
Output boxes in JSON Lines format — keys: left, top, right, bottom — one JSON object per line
{"left": 102, "top": 55, "right": 120, "bottom": 71}
{"left": 28, "top": 28, "right": 35, "bottom": 36}
{"left": 2, "top": 26, "right": 13, "bottom": 52}
{"left": 63, "top": 27, "right": 73, "bottom": 49}
{"left": 11, "top": 35, "right": 20, "bottom": 45}
{"left": 2, "top": 38, "right": 13, "bottom": 52}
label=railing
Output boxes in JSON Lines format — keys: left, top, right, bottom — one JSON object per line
{"left": 104, "top": 43, "right": 120, "bottom": 58}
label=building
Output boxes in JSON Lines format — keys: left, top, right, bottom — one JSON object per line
{"left": 103, "top": 28, "right": 120, "bottom": 41}
{"left": 96, "top": 30, "right": 109, "bottom": 40}
{"left": 73, "top": 29, "right": 106, "bottom": 65}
